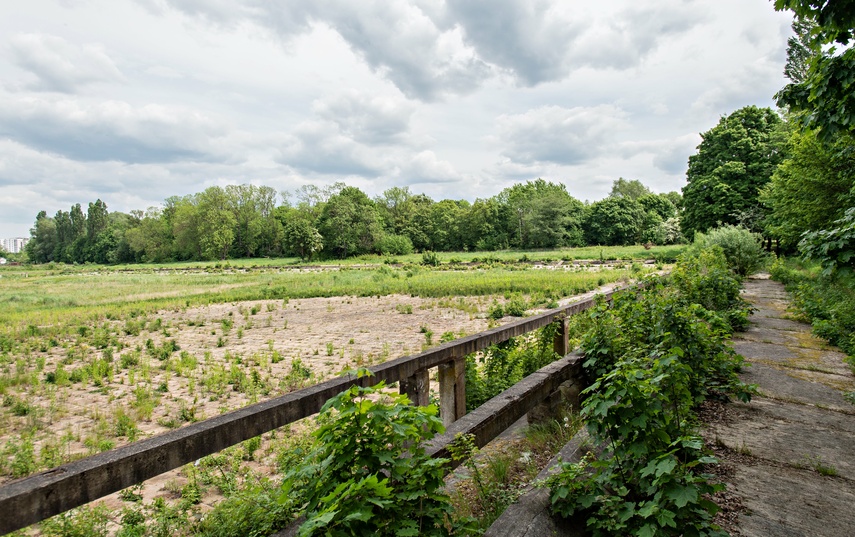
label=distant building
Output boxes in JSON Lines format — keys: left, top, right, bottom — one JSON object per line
{"left": 2, "top": 237, "right": 28, "bottom": 254}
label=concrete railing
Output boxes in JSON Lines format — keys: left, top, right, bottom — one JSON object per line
{"left": 0, "top": 287, "right": 620, "bottom": 535}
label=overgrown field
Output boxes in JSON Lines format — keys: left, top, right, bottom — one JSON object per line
{"left": 0, "top": 252, "right": 660, "bottom": 535}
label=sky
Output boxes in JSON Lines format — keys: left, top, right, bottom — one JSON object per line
{"left": 0, "top": 0, "right": 794, "bottom": 239}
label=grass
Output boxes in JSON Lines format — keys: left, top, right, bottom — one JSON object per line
{"left": 447, "top": 408, "right": 583, "bottom": 531}
{"left": 0, "top": 258, "right": 649, "bottom": 332}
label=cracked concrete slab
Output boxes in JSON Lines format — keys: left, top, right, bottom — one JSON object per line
{"left": 711, "top": 276, "right": 855, "bottom": 537}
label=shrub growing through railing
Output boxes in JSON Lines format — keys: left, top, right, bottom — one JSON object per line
{"left": 278, "top": 370, "right": 466, "bottom": 536}
{"left": 548, "top": 247, "right": 755, "bottom": 536}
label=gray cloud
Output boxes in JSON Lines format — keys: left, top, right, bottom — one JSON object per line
{"left": 448, "top": 0, "right": 704, "bottom": 85}
{"left": 495, "top": 105, "right": 628, "bottom": 166}
{"left": 9, "top": 33, "right": 124, "bottom": 93}
{"left": 312, "top": 91, "right": 416, "bottom": 145}
{"left": 652, "top": 134, "right": 700, "bottom": 175}
{"left": 0, "top": 96, "right": 233, "bottom": 163}
{"left": 147, "top": 0, "right": 489, "bottom": 101}
{"left": 276, "top": 120, "right": 385, "bottom": 176}
{"left": 568, "top": 2, "right": 705, "bottom": 70}
{"left": 445, "top": 0, "right": 583, "bottom": 84}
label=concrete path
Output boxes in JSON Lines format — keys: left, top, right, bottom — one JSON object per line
{"left": 708, "top": 275, "right": 855, "bottom": 537}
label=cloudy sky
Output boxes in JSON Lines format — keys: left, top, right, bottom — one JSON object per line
{"left": 0, "top": 0, "right": 793, "bottom": 238}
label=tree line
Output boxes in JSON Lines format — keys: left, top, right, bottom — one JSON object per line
{"left": 24, "top": 179, "right": 683, "bottom": 264}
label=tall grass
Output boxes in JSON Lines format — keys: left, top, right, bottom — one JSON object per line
{"left": 0, "top": 264, "right": 639, "bottom": 343}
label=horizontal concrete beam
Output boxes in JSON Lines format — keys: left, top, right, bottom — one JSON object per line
{"left": 425, "top": 351, "right": 584, "bottom": 464}
{"left": 0, "top": 289, "right": 614, "bottom": 535}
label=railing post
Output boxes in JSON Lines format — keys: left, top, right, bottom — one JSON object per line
{"left": 400, "top": 368, "right": 429, "bottom": 406}
{"left": 553, "top": 316, "right": 569, "bottom": 357}
{"left": 439, "top": 356, "right": 466, "bottom": 427}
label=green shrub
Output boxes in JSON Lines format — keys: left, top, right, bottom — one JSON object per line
{"left": 671, "top": 246, "right": 752, "bottom": 332}
{"left": 422, "top": 251, "right": 441, "bottom": 267}
{"left": 377, "top": 234, "right": 415, "bottom": 256}
{"left": 691, "top": 225, "right": 767, "bottom": 276}
{"left": 551, "top": 256, "right": 753, "bottom": 536}
{"left": 280, "top": 373, "right": 459, "bottom": 536}
{"left": 798, "top": 207, "right": 855, "bottom": 277}
{"left": 771, "top": 257, "right": 855, "bottom": 358}
{"left": 41, "top": 504, "right": 110, "bottom": 537}
{"left": 196, "top": 478, "right": 295, "bottom": 537}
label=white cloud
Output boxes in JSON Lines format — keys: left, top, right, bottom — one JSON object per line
{"left": 394, "top": 150, "right": 460, "bottom": 184}
{"left": 447, "top": 0, "right": 703, "bottom": 85}
{"left": 495, "top": 105, "right": 629, "bottom": 166}
{"left": 8, "top": 33, "right": 124, "bottom": 93}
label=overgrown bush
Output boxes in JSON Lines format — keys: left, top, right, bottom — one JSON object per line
{"left": 549, "top": 247, "right": 754, "bottom": 536}
{"left": 671, "top": 247, "right": 752, "bottom": 332}
{"left": 279, "top": 372, "right": 461, "bottom": 536}
{"left": 376, "top": 234, "right": 415, "bottom": 256}
{"left": 691, "top": 225, "right": 767, "bottom": 276}
{"left": 798, "top": 207, "right": 855, "bottom": 277}
{"left": 465, "top": 324, "right": 560, "bottom": 410}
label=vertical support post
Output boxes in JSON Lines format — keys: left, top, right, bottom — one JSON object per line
{"left": 439, "top": 357, "right": 466, "bottom": 427}
{"left": 553, "top": 316, "right": 569, "bottom": 357}
{"left": 400, "top": 368, "right": 429, "bottom": 407}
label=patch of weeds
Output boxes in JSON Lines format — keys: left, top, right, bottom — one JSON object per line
{"left": 40, "top": 504, "right": 110, "bottom": 537}
{"left": 801, "top": 455, "right": 839, "bottom": 477}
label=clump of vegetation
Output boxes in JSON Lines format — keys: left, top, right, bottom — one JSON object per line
{"left": 689, "top": 225, "right": 768, "bottom": 277}
{"left": 771, "top": 257, "right": 855, "bottom": 359}
{"left": 278, "top": 370, "right": 463, "bottom": 536}
{"left": 547, "top": 246, "right": 754, "bottom": 536}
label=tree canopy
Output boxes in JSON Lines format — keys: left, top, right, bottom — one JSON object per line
{"left": 775, "top": 1, "right": 855, "bottom": 140}
{"left": 681, "top": 106, "right": 786, "bottom": 239}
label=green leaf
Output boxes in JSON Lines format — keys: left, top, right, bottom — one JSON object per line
{"left": 666, "top": 484, "right": 699, "bottom": 508}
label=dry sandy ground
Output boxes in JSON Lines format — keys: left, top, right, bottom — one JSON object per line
{"left": 2, "top": 279, "right": 629, "bottom": 534}
{"left": 0, "top": 292, "right": 512, "bottom": 532}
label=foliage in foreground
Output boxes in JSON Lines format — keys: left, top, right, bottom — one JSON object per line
{"left": 548, "top": 247, "right": 754, "bottom": 536}
{"left": 278, "top": 372, "right": 463, "bottom": 536}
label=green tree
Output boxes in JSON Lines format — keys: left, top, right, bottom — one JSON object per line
{"left": 197, "top": 187, "right": 236, "bottom": 260}
{"left": 638, "top": 193, "right": 677, "bottom": 220}
{"left": 497, "top": 179, "right": 584, "bottom": 249}
{"left": 584, "top": 197, "right": 646, "bottom": 246}
{"left": 283, "top": 216, "right": 324, "bottom": 261}
{"left": 462, "top": 197, "right": 511, "bottom": 251}
{"left": 85, "top": 199, "right": 109, "bottom": 262}
{"left": 774, "top": 1, "right": 855, "bottom": 140}
{"left": 317, "top": 186, "right": 383, "bottom": 258}
{"left": 125, "top": 207, "right": 174, "bottom": 262}
{"left": 425, "top": 199, "right": 467, "bottom": 251}
{"left": 681, "top": 106, "right": 785, "bottom": 239}
{"left": 785, "top": 17, "right": 820, "bottom": 83}
{"left": 608, "top": 177, "right": 652, "bottom": 200}
{"left": 761, "top": 128, "right": 855, "bottom": 251}
{"left": 226, "top": 184, "right": 263, "bottom": 258}
{"left": 53, "top": 210, "right": 73, "bottom": 262}
{"left": 26, "top": 211, "right": 57, "bottom": 263}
